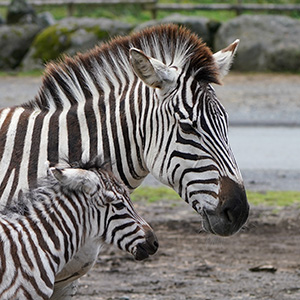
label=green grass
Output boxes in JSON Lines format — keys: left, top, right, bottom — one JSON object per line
{"left": 131, "top": 186, "right": 300, "bottom": 207}
{"left": 0, "top": 69, "right": 43, "bottom": 77}
{"left": 247, "top": 191, "right": 300, "bottom": 207}
{"left": 1, "top": 1, "right": 300, "bottom": 24}
{"left": 131, "top": 186, "right": 180, "bottom": 203}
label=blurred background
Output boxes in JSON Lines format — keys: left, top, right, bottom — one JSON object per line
{"left": 1, "top": 0, "right": 299, "bottom": 194}
{"left": 0, "top": 1, "right": 299, "bottom": 299}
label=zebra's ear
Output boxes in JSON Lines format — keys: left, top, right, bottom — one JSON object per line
{"left": 129, "top": 48, "right": 176, "bottom": 89}
{"left": 213, "top": 39, "right": 239, "bottom": 80}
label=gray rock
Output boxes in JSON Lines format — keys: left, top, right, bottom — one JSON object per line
{"left": 22, "top": 17, "right": 133, "bottom": 71}
{"left": 135, "top": 14, "right": 220, "bottom": 47}
{"left": 36, "top": 12, "right": 56, "bottom": 29}
{"left": 0, "top": 24, "right": 41, "bottom": 70}
{"left": 6, "top": 0, "right": 36, "bottom": 25}
{"left": 215, "top": 15, "right": 300, "bottom": 72}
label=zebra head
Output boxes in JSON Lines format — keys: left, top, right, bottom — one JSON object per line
{"left": 95, "top": 170, "right": 159, "bottom": 260}
{"left": 51, "top": 166, "right": 158, "bottom": 261}
{"left": 130, "top": 29, "right": 249, "bottom": 237}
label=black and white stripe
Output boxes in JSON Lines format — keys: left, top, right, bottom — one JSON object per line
{"left": 0, "top": 25, "right": 248, "bottom": 236}
{"left": 0, "top": 163, "right": 158, "bottom": 299}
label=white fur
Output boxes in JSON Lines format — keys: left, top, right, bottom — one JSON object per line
{"left": 213, "top": 39, "right": 240, "bottom": 80}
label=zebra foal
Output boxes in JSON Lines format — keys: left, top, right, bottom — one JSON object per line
{"left": 0, "top": 162, "right": 158, "bottom": 299}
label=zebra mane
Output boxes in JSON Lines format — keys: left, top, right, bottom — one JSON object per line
{"left": 0, "top": 157, "right": 117, "bottom": 217}
{"left": 23, "top": 24, "right": 219, "bottom": 111}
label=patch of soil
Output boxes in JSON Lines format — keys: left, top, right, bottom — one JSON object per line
{"left": 75, "top": 200, "right": 300, "bottom": 300}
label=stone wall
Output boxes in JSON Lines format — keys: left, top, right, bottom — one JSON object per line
{"left": 1, "top": 1, "right": 300, "bottom": 72}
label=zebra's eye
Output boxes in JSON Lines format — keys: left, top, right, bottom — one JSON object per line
{"left": 179, "top": 119, "right": 196, "bottom": 133}
{"left": 113, "top": 202, "right": 126, "bottom": 210}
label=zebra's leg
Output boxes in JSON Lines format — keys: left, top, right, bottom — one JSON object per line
{"left": 50, "top": 280, "right": 78, "bottom": 300}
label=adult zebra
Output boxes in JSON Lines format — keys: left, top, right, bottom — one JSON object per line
{"left": 0, "top": 25, "right": 248, "bottom": 236}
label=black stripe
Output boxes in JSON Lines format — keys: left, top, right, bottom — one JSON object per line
{"left": 117, "top": 226, "right": 140, "bottom": 250}
{"left": 67, "top": 105, "right": 82, "bottom": 163}
{"left": 85, "top": 102, "right": 98, "bottom": 160}
{"left": 178, "top": 165, "right": 219, "bottom": 197}
{"left": 33, "top": 206, "right": 61, "bottom": 250}
{"left": 0, "top": 108, "right": 14, "bottom": 160}
{"left": 28, "top": 113, "right": 43, "bottom": 189}
{"left": 110, "top": 221, "right": 136, "bottom": 244}
{"left": 129, "top": 77, "right": 146, "bottom": 172}
{"left": 125, "top": 235, "right": 143, "bottom": 252}
{"left": 109, "top": 79, "right": 131, "bottom": 188}
{"left": 0, "top": 223, "right": 6, "bottom": 284}
{"left": 189, "top": 189, "right": 218, "bottom": 199}
{"left": 187, "top": 178, "right": 219, "bottom": 186}
{"left": 48, "top": 111, "right": 60, "bottom": 165}
{"left": 159, "top": 123, "right": 176, "bottom": 177}
{"left": 22, "top": 218, "right": 60, "bottom": 268}
{"left": 120, "top": 88, "right": 140, "bottom": 180}
{"left": 1, "top": 109, "right": 29, "bottom": 202}
{"left": 50, "top": 70, "right": 76, "bottom": 106}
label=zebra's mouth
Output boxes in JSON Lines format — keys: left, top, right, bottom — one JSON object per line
{"left": 133, "top": 233, "right": 159, "bottom": 261}
{"left": 201, "top": 205, "right": 248, "bottom": 237}
{"left": 201, "top": 209, "right": 216, "bottom": 235}
{"left": 133, "top": 243, "right": 150, "bottom": 261}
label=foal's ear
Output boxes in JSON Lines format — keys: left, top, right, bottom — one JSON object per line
{"left": 49, "top": 167, "right": 98, "bottom": 195}
{"left": 129, "top": 48, "right": 177, "bottom": 89}
{"left": 49, "top": 167, "right": 65, "bottom": 182}
{"left": 213, "top": 39, "right": 239, "bottom": 80}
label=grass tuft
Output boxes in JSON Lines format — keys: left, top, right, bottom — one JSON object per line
{"left": 131, "top": 186, "right": 180, "bottom": 203}
{"left": 247, "top": 191, "right": 300, "bottom": 207}
{"left": 131, "top": 186, "right": 300, "bottom": 207}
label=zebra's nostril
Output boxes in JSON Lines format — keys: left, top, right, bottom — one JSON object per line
{"left": 153, "top": 240, "right": 159, "bottom": 249}
{"left": 223, "top": 208, "right": 234, "bottom": 223}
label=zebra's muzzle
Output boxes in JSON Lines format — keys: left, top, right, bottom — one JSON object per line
{"left": 201, "top": 176, "right": 249, "bottom": 236}
{"left": 134, "top": 230, "right": 159, "bottom": 260}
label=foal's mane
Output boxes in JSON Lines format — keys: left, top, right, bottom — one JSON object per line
{"left": 23, "top": 24, "right": 219, "bottom": 111}
{"left": 1, "top": 157, "right": 113, "bottom": 216}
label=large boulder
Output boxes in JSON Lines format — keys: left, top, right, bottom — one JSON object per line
{"left": 215, "top": 15, "right": 300, "bottom": 72}
{"left": 22, "top": 17, "right": 133, "bottom": 71}
{"left": 6, "top": 0, "right": 36, "bottom": 24}
{"left": 0, "top": 24, "right": 41, "bottom": 70}
{"left": 135, "top": 14, "right": 220, "bottom": 47}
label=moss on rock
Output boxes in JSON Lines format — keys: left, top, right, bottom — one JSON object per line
{"left": 85, "top": 25, "right": 110, "bottom": 40}
{"left": 32, "top": 25, "right": 75, "bottom": 62}
{"left": 25, "top": 17, "right": 132, "bottom": 68}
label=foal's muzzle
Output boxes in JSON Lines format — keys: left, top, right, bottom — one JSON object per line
{"left": 134, "top": 229, "right": 159, "bottom": 260}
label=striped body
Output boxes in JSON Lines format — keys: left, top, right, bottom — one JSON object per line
{"left": 0, "top": 25, "right": 248, "bottom": 236}
{"left": 0, "top": 164, "right": 158, "bottom": 299}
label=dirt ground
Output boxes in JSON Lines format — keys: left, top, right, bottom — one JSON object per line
{"left": 75, "top": 199, "right": 300, "bottom": 300}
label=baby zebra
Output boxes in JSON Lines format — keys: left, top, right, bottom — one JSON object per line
{"left": 0, "top": 164, "right": 158, "bottom": 299}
